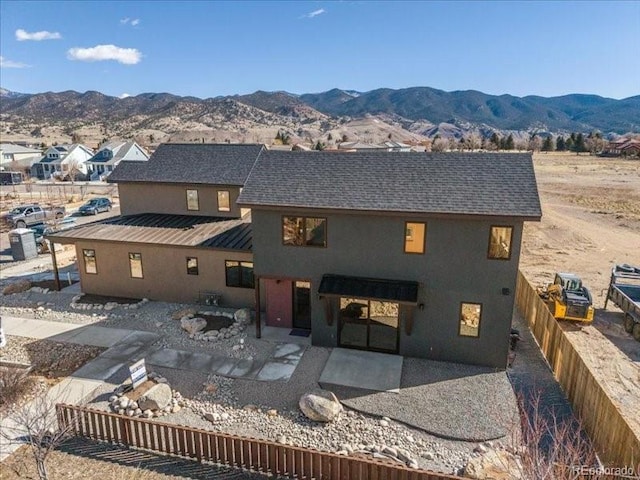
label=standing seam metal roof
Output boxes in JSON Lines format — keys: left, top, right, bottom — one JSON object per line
{"left": 46, "top": 213, "right": 252, "bottom": 251}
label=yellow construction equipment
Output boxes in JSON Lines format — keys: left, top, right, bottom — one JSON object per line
{"left": 537, "top": 273, "right": 594, "bottom": 323}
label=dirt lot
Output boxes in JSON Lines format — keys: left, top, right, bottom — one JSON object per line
{"left": 520, "top": 152, "right": 640, "bottom": 434}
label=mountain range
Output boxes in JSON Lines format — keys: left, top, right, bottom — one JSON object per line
{"left": 1, "top": 86, "right": 637, "bottom": 147}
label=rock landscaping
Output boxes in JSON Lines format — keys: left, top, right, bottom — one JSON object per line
{"left": 70, "top": 293, "right": 149, "bottom": 311}
{"left": 108, "top": 372, "right": 184, "bottom": 419}
{"left": 178, "top": 307, "right": 252, "bottom": 342}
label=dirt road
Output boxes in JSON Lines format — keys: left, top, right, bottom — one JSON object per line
{"left": 520, "top": 153, "right": 640, "bottom": 434}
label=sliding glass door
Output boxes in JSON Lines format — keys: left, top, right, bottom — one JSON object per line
{"left": 338, "top": 298, "right": 399, "bottom": 353}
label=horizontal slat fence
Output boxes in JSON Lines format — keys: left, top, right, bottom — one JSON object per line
{"left": 515, "top": 270, "right": 640, "bottom": 469}
{"left": 56, "top": 403, "right": 462, "bottom": 480}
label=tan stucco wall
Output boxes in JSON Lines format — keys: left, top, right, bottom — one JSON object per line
{"left": 75, "top": 241, "right": 256, "bottom": 307}
{"left": 118, "top": 183, "right": 242, "bottom": 218}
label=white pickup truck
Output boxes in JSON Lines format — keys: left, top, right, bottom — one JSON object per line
{"left": 5, "top": 204, "right": 66, "bottom": 229}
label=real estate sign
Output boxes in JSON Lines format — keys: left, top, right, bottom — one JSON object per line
{"left": 129, "top": 358, "right": 148, "bottom": 389}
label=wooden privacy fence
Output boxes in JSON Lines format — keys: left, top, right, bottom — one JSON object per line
{"left": 56, "top": 404, "right": 461, "bottom": 480}
{"left": 515, "top": 270, "right": 640, "bottom": 469}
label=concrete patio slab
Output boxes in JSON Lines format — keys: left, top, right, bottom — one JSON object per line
{"left": 228, "top": 358, "right": 262, "bottom": 379}
{"left": 272, "top": 343, "right": 305, "bottom": 361}
{"left": 319, "top": 348, "right": 403, "bottom": 392}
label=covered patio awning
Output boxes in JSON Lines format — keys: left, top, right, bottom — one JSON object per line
{"left": 318, "top": 274, "right": 419, "bottom": 305}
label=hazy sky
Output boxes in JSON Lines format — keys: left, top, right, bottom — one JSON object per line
{"left": 1, "top": 1, "right": 638, "bottom": 99}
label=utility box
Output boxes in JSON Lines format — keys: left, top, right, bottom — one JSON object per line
{"left": 9, "top": 228, "right": 38, "bottom": 261}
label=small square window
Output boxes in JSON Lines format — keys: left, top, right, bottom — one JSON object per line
{"left": 405, "top": 222, "right": 426, "bottom": 254}
{"left": 186, "top": 257, "right": 199, "bottom": 275}
{"left": 83, "top": 249, "right": 97, "bottom": 274}
{"left": 460, "top": 302, "right": 481, "bottom": 337}
{"left": 186, "top": 189, "right": 199, "bottom": 211}
{"left": 217, "top": 190, "right": 230, "bottom": 212}
{"left": 488, "top": 226, "right": 513, "bottom": 260}
{"left": 129, "top": 252, "right": 143, "bottom": 278}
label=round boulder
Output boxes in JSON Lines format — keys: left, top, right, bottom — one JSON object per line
{"left": 138, "top": 383, "right": 173, "bottom": 411}
{"left": 299, "top": 389, "right": 343, "bottom": 422}
{"left": 181, "top": 316, "right": 207, "bottom": 335}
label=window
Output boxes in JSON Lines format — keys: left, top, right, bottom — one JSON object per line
{"left": 186, "top": 189, "right": 199, "bottom": 211}
{"left": 225, "top": 260, "right": 254, "bottom": 288}
{"left": 129, "top": 253, "right": 143, "bottom": 278}
{"left": 83, "top": 249, "right": 97, "bottom": 274}
{"left": 186, "top": 257, "right": 199, "bottom": 275}
{"left": 404, "top": 222, "right": 426, "bottom": 254}
{"left": 282, "top": 216, "right": 327, "bottom": 247}
{"left": 488, "top": 226, "right": 513, "bottom": 260}
{"left": 217, "top": 190, "right": 230, "bottom": 212}
{"left": 459, "top": 302, "right": 481, "bottom": 337}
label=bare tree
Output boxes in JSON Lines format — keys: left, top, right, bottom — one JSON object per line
{"left": 464, "top": 133, "right": 482, "bottom": 151}
{"left": 1, "top": 389, "right": 77, "bottom": 480}
{"left": 431, "top": 138, "right": 449, "bottom": 152}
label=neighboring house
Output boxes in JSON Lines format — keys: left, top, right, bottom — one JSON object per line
{"left": 601, "top": 138, "right": 640, "bottom": 157}
{"left": 31, "top": 144, "right": 94, "bottom": 180}
{"left": 86, "top": 141, "right": 150, "bottom": 180}
{"left": 47, "top": 145, "right": 542, "bottom": 369}
{"left": 337, "top": 142, "right": 388, "bottom": 151}
{"left": 47, "top": 144, "right": 265, "bottom": 308}
{"left": 0, "top": 143, "right": 42, "bottom": 170}
{"left": 237, "top": 151, "right": 541, "bottom": 368}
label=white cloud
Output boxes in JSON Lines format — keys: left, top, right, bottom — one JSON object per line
{"left": 303, "top": 8, "right": 326, "bottom": 18}
{"left": 0, "top": 56, "right": 30, "bottom": 68}
{"left": 120, "top": 17, "right": 140, "bottom": 26}
{"left": 119, "top": 93, "right": 131, "bottom": 98}
{"left": 16, "top": 29, "right": 62, "bottom": 41}
{"left": 67, "top": 44, "right": 142, "bottom": 65}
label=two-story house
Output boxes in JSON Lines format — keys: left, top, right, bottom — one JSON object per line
{"left": 48, "top": 145, "right": 541, "bottom": 369}
{"left": 0, "top": 143, "right": 42, "bottom": 170}
{"left": 86, "top": 141, "right": 150, "bottom": 180}
{"left": 31, "top": 144, "right": 95, "bottom": 180}
{"left": 47, "top": 143, "right": 265, "bottom": 307}
{"left": 237, "top": 151, "right": 541, "bottom": 368}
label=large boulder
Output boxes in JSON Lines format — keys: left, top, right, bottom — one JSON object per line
{"left": 464, "top": 449, "right": 523, "bottom": 479}
{"left": 137, "top": 383, "right": 173, "bottom": 411}
{"left": 172, "top": 307, "right": 197, "bottom": 320}
{"left": 234, "top": 308, "right": 252, "bottom": 324}
{"left": 299, "top": 389, "right": 343, "bottom": 422}
{"left": 181, "top": 316, "right": 207, "bottom": 335}
{"left": 3, "top": 279, "right": 32, "bottom": 295}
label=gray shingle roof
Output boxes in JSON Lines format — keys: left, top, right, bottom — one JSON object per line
{"left": 238, "top": 151, "right": 542, "bottom": 218}
{"left": 108, "top": 143, "right": 264, "bottom": 186}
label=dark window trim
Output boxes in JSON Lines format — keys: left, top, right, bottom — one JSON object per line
{"left": 458, "top": 301, "right": 482, "bottom": 338}
{"left": 487, "top": 225, "right": 514, "bottom": 260}
{"left": 128, "top": 252, "right": 144, "bottom": 279}
{"left": 281, "top": 215, "right": 327, "bottom": 248}
{"left": 82, "top": 248, "right": 97, "bottom": 275}
{"left": 217, "top": 190, "right": 231, "bottom": 212}
{"left": 225, "top": 260, "right": 255, "bottom": 289}
{"left": 186, "top": 189, "right": 199, "bottom": 211}
{"left": 338, "top": 297, "right": 400, "bottom": 354}
{"left": 186, "top": 256, "right": 199, "bottom": 275}
{"left": 404, "top": 221, "right": 426, "bottom": 255}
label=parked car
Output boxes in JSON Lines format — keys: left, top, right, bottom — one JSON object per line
{"left": 78, "top": 197, "right": 112, "bottom": 215}
{"left": 4, "top": 204, "right": 65, "bottom": 229}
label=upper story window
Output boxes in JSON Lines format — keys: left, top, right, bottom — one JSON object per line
{"left": 217, "top": 190, "right": 230, "bottom": 212}
{"left": 283, "top": 216, "right": 327, "bottom": 247}
{"left": 83, "top": 249, "right": 97, "bottom": 274}
{"left": 488, "top": 226, "right": 513, "bottom": 260}
{"left": 404, "top": 222, "right": 426, "bottom": 254}
{"left": 459, "top": 302, "right": 481, "bottom": 338}
{"left": 129, "top": 252, "right": 144, "bottom": 278}
{"left": 186, "top": 189, "right": 199, "bottom": 211}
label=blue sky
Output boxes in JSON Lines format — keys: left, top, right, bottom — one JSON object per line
{"left": 1, "top": 1, "right": 638, "bottom": 99}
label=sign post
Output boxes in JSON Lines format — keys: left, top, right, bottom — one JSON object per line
{"left": 129, "top": 358, "right": 148, "bottom": 389}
